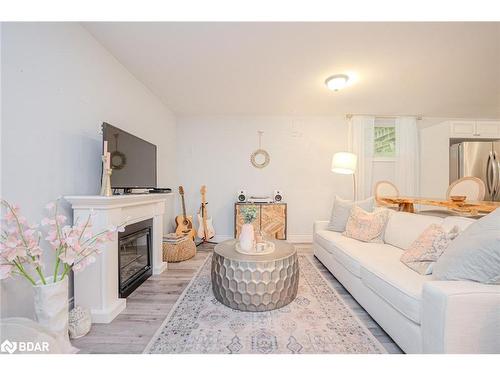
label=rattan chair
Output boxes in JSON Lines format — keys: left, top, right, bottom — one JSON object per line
{"left": 374, "top": 180, "right": 399, "bottom": 209}
{"left": 421, "top": 176, "right": 486, "bottom": 217}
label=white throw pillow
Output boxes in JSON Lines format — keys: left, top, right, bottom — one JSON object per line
{"left": 327, "top": 195, "right": 374, "bottom": 232}
{"left": 343, "top": 206, "right": 390, "bottom": 243}
{"left": 433, "top": 208, "right": 500, "bottom": 284}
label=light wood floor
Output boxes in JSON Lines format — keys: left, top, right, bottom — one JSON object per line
{"left": 72, "top": 243, "right": 403, "bottom": 354}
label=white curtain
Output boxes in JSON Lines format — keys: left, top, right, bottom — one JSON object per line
{"left": 349, "top": 116, "right": 375, "bottom": 200}
{"left": 395, "top": 117, "right": 420, "bottom": 196}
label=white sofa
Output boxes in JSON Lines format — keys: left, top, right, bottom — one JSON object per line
{"left": 313, "top": 211, "right": 500, "bottom": 354}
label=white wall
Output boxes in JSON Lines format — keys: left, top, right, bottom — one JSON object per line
{"left": 176, "top": 116, "right": 467, "bottom": 242}
{"left": 0, "top": 23, "right": 177, "bottom": 319}
{"left": 177, "top": 116, "right": 361, "bottom": 242}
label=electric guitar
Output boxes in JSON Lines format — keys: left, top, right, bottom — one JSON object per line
{"left": 175, "top": 186, "right": 196, "bottom": 240}
{"left": 197, "top": 185, "right": 215, "bottom": 241}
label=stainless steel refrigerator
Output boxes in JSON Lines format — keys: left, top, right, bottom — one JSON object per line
{"left": 450, "top": 141, "right": 500, "bottom": 201}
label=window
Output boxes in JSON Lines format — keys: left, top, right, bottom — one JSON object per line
{"left": 374, "top": 118, "right": 396, "bottom": 158}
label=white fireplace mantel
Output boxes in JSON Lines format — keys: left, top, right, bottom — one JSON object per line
{"left": 65, "top": 193, "right": 172, "bottom": 323}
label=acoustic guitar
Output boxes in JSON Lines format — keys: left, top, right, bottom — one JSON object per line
{"left": 175, "top": 186, "right": 196, "bottom": 240}
{"left": 197, "top": 185, "right": 215, "bottom": 241}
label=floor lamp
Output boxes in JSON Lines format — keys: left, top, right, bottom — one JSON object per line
{"left": 331, "top": 152, "right": 358, "bottom": 200}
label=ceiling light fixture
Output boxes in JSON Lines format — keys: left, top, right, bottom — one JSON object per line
{"left": 325, "top": 74, "right": 349, "bottom": 91}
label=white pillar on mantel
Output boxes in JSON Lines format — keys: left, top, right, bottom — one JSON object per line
{"left": 64, "top": 194, "right": 171, "bottom": 323}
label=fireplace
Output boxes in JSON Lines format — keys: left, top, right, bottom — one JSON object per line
{"left": 118, "top": 219, "right": 153, "bottom": 298}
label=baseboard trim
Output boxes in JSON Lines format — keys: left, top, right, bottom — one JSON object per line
{"left": 212, "top": 235, "right": 233, "bottom": 243}
{"left": 287, "top": 234, "right": 313, "bottom": 243}
{"left": 212, "top": 234, "right": 312, "bottom": 244}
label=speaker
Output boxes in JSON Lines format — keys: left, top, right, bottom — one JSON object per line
{"left": 273, "top": 190, "right": 283, "bottom": 202}
{"left": 237, "top": 190, "right": 247, "bottom": 202}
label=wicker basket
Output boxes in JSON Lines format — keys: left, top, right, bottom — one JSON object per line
{"left": 162, "top": 237, "right": 196, "bottom": 263}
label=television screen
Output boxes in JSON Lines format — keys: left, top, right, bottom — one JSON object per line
{"left": 102, "top": 122, "right": 157, "bottom": 189}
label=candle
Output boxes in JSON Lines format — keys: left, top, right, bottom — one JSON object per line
{"left": 103, "top": 140, "right": 108, "bottom": 155}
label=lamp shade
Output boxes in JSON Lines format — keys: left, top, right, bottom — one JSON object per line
{"left": 331, "top": 152, "right": 357, "bottom": 175}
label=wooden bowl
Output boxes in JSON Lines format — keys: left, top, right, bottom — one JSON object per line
{"left": 450, "top": 195, "right": 467, "bottom": 204}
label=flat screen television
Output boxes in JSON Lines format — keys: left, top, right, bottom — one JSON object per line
{"left": 102, "top": 122, "right": 157, "bottom": 189}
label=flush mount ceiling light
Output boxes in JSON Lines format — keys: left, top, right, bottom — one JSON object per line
{"left": 325, "top": 74, "right": 349, "bottom": 91}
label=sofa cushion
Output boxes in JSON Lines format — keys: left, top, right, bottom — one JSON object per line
{"left": 315, "top": 230, "right": 365, "bottom": 277}
{"left": 441, "top": 216, "right": 476, "bottom": 232}
{"left": 327, "top": 195, "right": 374, "bottom": 232}
{"left": 384, "top": 212, "right": 443, "bottom": 250}
{"left": 315, "top": 230, "right": 402, "bottom": 279}
{"left": 361, "top": 251, "right": 431, "bottom": 324}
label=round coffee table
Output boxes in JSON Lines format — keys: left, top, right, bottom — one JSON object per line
{"left": 211, "top": 239, "right": 299, "bottom": 312}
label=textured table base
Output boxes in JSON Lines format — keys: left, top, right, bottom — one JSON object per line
{"left": 211, "top": 251, "right": 299, "bottom": 312}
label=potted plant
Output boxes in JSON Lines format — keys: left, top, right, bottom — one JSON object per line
{"left": 0, "top": 199, "right": 124, "bottom": 353}
{"left": 239, "top": 205, "right": 258, "bottom": 251}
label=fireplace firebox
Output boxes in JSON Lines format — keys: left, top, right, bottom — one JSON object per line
{"left": 118, "top": 219, "right": 153, "bottom": 298}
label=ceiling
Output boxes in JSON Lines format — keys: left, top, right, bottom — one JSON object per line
{"left": 84, "top": 22, "right": 500, "bottom": 118}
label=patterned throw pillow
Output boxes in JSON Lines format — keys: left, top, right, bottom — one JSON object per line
{"left": 343, "top": 206, "right": 390, "bottom": 243}
{"left": 327, "top": 195, "right": 375, "bottom": 232}
{"left": 400, "top": 224, "right": 460, "bottom": 275}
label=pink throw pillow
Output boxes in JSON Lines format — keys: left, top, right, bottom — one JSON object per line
{"left": 343, "top": 206, "right": 389, "bottom": 243}
{"left": 400, "top": 224, "right": 460, "bottom": 275}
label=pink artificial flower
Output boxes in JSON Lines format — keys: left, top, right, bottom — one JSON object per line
{"left": 64, "top": 234, "right": 82, "bottom": 252}
{"left": 23, "top": 229, "right": 37, "bottom": 238}
{"left": 73, "top": 255, "right": 96, "bottom": 273}
{"left": 95, "top": 236, "right": 108, "bottom": 244}
{"left": 4, "top": 236, "right": 20, "bottom": 249}
{"left": 45, "top": 202, "right": 56, "bottom": 211}
{"left": 45, "top": 230, "right": 57, "bottom": 242}
{"left": 3, "top": 210, "right": 16, "bottom": 223}
{"left": 29, "top": 245, "right": 43, "bottom": 257}
{"left": 107, "top": 224, "right": 125, "bottom": 233}
{"left": 41, "top": 217, "right": 52, "bottom": 226}
{"left": 56, "top": 215, "right": 67, "bottom": 224}
{"left": 0, "top": 264, "right": 13, "bottom": 280}
{"left": 2, "top": 245, "right": 26, "bottom": 262}
{"left": 6, "top": 225, "right": 19, "bottom": 235}
{"left": 82, "top": 230, "right": 93, "bottom": 241}
{"left": 58, "top": 248, "right": 77, "bottom": 266}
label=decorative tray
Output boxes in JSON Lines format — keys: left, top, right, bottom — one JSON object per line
{"left": 235, "top": 240, "right": 275, "bottom": 255}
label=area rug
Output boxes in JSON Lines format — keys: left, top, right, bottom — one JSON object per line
{"left": 144, "top": 255, "right": 387, "bottom": 354}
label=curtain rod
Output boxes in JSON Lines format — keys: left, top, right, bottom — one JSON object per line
{"left": 346, "top": 113, "right": 423, "bottom": 120}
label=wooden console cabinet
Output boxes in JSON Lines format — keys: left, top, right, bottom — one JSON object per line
{"left": 234, "top": 203, "right": 287, "bottom": 240}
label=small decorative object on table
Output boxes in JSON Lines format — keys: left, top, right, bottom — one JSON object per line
{"left": 68, "top": 306, "right": 91, "bottom": 339}
{"left": 0, "top": 199, "right": 124, "bottom": 353}
{"left": 450, "top": 195, "right": 467, "bottom": 205}
{"left": 238, "top": 205, "right": 258, "bottom": 251}
{"left": 235, "top": 240, "right": 275, "bottom": 255}
{"left": 162, "top": 234, "right": 196, "bottom": 263}
{"left": 100, "top": 140, "right": 113, "bottom": 197}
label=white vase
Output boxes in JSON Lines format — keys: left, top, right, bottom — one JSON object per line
{"left": 239, "top": 223, "right": 255, "bottom": 251}
{"left": 34, "top": 276, "right": 78, "bottom": 353}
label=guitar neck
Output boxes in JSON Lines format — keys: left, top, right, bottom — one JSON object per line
{"left": 201, "top": 191, "right": 208, "bottom": 216}
{"left": 180, "top": 195, "right": 187, "bottom": 219}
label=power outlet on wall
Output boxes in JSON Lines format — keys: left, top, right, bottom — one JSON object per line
{"left": 290, "top": 120, "right": 304, "bottom": 138}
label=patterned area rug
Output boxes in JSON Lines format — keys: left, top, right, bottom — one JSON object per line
{"left": 145, "top": 255, "right": 386, "bottom": 354}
